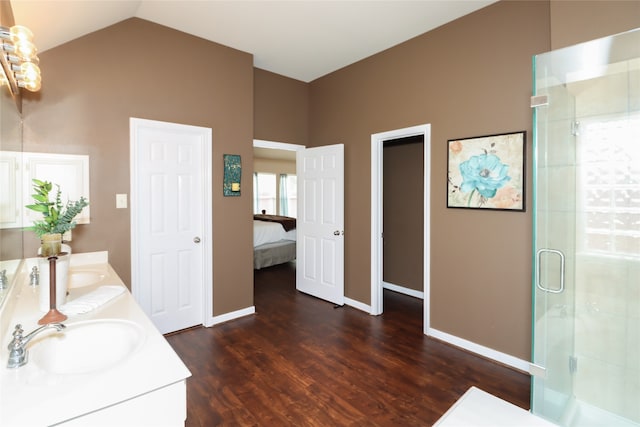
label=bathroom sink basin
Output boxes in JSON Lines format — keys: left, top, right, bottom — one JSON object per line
{"left": 68, "top": 270, "right": 106, "bottom": 288}
{"left": 30, "top": 319, "right": 145, "bottom": 375}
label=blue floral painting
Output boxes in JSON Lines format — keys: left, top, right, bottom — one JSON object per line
{"left": 447, "top": 131, "right": 525, "bottom": 211}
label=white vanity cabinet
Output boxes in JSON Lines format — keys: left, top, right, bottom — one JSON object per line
{"left": 0, "top": 252, "right": 191, "bottom": 427}
{"left": 57, "top": 380, "right": 187, "bottom": 427}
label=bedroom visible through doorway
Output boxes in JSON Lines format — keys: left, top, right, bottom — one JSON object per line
{"left": 252, "top": 140, "right": 304, "bottom": 272}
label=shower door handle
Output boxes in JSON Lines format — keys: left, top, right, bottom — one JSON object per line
{"left": 536, "top": 249, "right": 565, "bottom": 293}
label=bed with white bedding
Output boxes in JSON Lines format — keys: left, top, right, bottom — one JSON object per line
{"left": 253, "top": 216, "right": 296, "bottom": 269}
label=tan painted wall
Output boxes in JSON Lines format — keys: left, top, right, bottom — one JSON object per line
{"left": 550, "top": 0, "right": 640, "bottom": 50}
{"left": 12, "top": 0, "right": 639, "bottom": 359}
{"left": 21, "top": 18, "right": 255, "bottom": 317}
{"left": 254, "top": 157, "right": 296, "bottom": 175}
{"left": 383, "top": 139, "right": 424, "bottom": 292}
{"left": 254, "top": 68, "right": 308, "bottom": 145}
{"left": 309, "top": 1, "right": 549, "bottom": 360}
{"left": 308, "top": 0, "right": 639, "bottom": 360}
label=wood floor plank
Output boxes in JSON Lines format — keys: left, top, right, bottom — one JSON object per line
{"left": 165, "top": 262, "right": 530, "bottom": 426}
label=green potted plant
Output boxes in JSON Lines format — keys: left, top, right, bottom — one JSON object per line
{"left": 25, "top": 178, "right": 89, "bottom": 257}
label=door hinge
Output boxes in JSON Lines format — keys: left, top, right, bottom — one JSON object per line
{"left": 569, "top": 356, "right": 578, "bottom": 374}
{"left": 571, "top": 121, "right": 581, "bottom": 136}
{"left": 531, "top": 95, "right": 549, "bottom": 108}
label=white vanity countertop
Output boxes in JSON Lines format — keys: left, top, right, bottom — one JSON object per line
{"left": 0, "top": 252, "right": 192, "bottom": 426}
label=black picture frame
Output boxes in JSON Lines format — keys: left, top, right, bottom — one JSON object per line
{"left": 447, "top": 131, "right": 526, "bottom": 211}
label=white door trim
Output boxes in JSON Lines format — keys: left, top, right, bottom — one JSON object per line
{"left": 130, "top": 117, "right": 213, "bottom": 329}
{"left": 371, "top": 124, "right": 431, "bottom": 335}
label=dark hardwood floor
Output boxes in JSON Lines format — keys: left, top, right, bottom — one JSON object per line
{"left": 166, "top": 262, "right": 530, "bottom": 426}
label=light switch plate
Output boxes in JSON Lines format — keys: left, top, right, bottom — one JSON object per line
{"left": 116, "top": 193, "right": 128, "bottom": 209}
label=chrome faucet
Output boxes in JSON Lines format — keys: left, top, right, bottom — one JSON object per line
{"left": 29, "top": 266, "right": 39, "bottom": 287}
{"left": 6, "top": 323, "right": 66, "bottom": 369}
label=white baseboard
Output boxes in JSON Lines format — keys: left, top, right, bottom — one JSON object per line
{"left": 344, "top": 297, "right": 371, "bottom": 313}
{"left": 428, "top": 327, "right": 531, "bottom": 373}
{"left": 207, "top": 306, "right": 256, "bottom": 327}
{"left": 383, "top": 281, "right": 424, "bottom": 299}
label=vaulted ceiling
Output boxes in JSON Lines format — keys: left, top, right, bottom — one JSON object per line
{"left": 11, "top": 0, "right": 496, "bottom": 82}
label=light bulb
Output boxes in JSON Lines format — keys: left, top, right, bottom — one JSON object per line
{"left": 19, "top": 78, "right": 41, "bottom": 92}
{"left": 14, "top": 40, "right": 38, "bottom": 62}
{"left": 19, "top": 62, "right": 40, "bottom": 81}
{"left": 10, "top": 25, "right": 34, "bottom": 43}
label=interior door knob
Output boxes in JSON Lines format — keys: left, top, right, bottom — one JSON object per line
{"left": 193, "top": 237, "right": 201, "bottom": 243}
{"left": 333, "top": 230, "right": 340, "bottom": 236}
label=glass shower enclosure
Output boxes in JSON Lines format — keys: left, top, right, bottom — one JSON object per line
{"left": 532, "top": 28, "right": 639, "bottom": 426}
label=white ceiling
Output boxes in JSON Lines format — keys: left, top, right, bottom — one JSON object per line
{"left": 11, "top": 0, "right": 496, "bottom": 82}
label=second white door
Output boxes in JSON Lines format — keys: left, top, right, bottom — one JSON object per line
{"left": 296, "top": 144, "right": 344, "bottom": 306}
{"left": 130, "top": 118, "right": 212, "bottom": 334}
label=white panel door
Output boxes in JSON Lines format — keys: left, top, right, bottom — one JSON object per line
{"left": 296, "top": 144, "right": 344, "bottom": 305}
{"left": 130, "top": 118, "right": 211, "bottom": 334}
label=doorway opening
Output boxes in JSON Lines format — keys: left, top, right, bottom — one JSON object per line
{"left": 383, "top": 135, "right": 424, "bottom": 299}
{"left": 371, "top": 124, "right": 431, "bottom": 334}
{"left": 253, "top": 140, "right": 345, "bottom": 307}
{"left": 252, "top": 139, "right": 303, "bottom": 285}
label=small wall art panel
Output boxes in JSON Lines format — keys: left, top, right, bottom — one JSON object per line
{"left": 223, "top": 154, "right": 241, "bottom": 197}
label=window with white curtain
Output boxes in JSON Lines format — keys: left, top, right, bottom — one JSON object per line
{"left": 279, "top": 174, "right": 297, "bottom": 218}
{"left": 253, "top": 172, "right": 297, "bottom": 217}
{"left": 253, "top": 172, "right": 276, "bottom": 214}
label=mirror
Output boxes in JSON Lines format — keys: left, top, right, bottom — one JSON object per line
{"left": 0, "top": 49, "right": 24, "bottom": 308}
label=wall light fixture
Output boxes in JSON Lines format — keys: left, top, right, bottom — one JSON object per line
{"left": 0, "top": 25, "right": 41, "bottom": 93}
